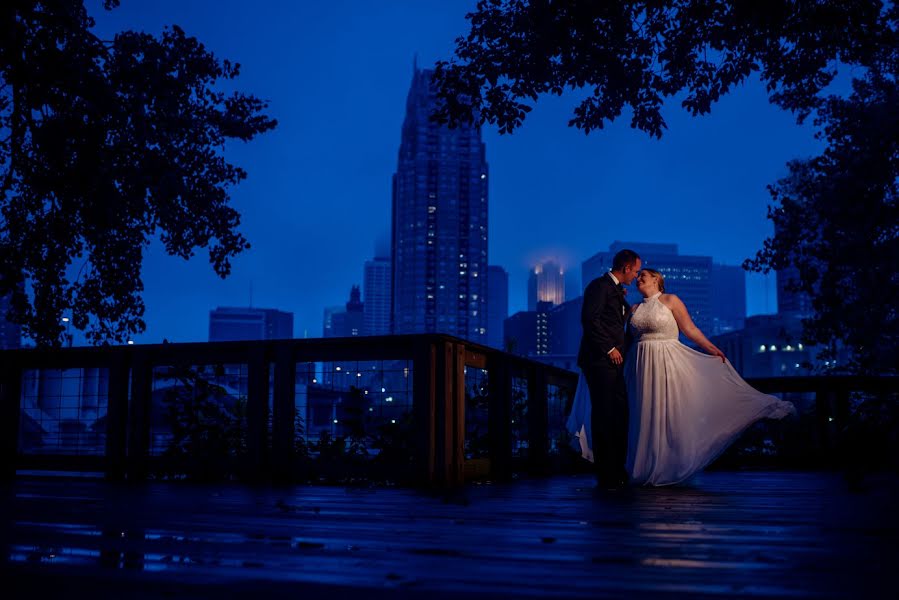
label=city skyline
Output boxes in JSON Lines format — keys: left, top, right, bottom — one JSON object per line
{"left": 52, "top": 0, "right": 824, "bottom": 346}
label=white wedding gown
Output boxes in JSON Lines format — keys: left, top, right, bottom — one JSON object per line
{"left": 566, "top": 292, "right": 795, "bottom": 486}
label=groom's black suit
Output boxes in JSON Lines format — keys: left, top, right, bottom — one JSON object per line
{"left": 577, "top": 272, "right": 630, "bottom": 487}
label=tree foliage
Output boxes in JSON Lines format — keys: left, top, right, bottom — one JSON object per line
{"left": 434, "top": 1, "right": 897, "bottom": 372}
{"left": 745, "top": 72, "right": 898, "bottom": 373}
{"left": 0, "top": 1, "right": 276, "bottom": 346}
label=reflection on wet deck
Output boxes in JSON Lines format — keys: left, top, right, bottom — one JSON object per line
{"left": 2, "top": 471, "right": 895, "bottom": 598}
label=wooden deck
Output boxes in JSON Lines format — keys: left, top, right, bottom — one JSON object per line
{"left": 1, "top": 471, "right": 895, "bottom": 598}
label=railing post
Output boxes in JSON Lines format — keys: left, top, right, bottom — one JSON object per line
{"left": 433, "top": 340, "right": 455, "bottom": 487}
{"left": 127, "top": 352, "right": 153, "bottom": 481}
{"left": 105, "top": 351, "right": 130, "bottom": 481}
{"left": 271, "top": 343, "right": 295, "bottom": 483}
{"left": 487, "top": 353, "right": 513, "bottom": 480}
{"left": 246, "top": 345, "right": 269, "bottom": 481}
{"left": 528, "top": 365, "right": 549, "bottom": 475}
{"left": 451, "top": 342, "right": 465, "bottom": 486}
{"left": 0, "top": 357, "right": 22, "bottom": 480}
{"left": 413, "top": 339, "right": 437, "bottom": 485}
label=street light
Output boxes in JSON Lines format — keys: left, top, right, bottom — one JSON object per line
{"left": 61, "top": 316, "right": 72, "bottom": 347}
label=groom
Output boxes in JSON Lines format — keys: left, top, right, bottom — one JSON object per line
{"left": 577, "top": 248, "right": 641, "bottom": 490}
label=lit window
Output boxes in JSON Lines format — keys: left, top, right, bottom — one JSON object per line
{"left": 769, "top": 345, "right": 777, "bottom": 351}
{"left": 759, "top": 345, "right": 766, "bottom": 352}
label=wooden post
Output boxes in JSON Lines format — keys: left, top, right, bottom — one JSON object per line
{"left": 246, "top": 345, "right": 269, "bottom": 481}
{"left": 487, "top": 353, "right": 513, "bottom": 481}
{"left": 127, "top": 352, "right": 153, "bottom": 481}
{"left": 271, "top": 343, "right": 295, "bottom": 482}
{"left": 528, "top": 365, "right": 549, "bottom": 475}
{"left": 451, "top": 342, "right": 466, "bottom": 486}
{"left": 0, "top": 357, "right": 23, "bottom": 480}
{"left": 815, "top": 385, "right": 842, "bottom": 466}
{"left": 104, "top": 351, "right": 130, "bottom": 481}
{"left": 412, "top": 339, "right": 437, "bottom": 485}
{"left": 432, "top": 340, "right": 455, "bottom": 487}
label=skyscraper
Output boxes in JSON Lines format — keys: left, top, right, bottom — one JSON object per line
{"left": 391, "top": 65, "right": 489, "bottom": 342}
{"left": 486, "top": 265, "right": 508, "bottom": 349}
{"left": 364, "top": 254, "right": 391, "bottom": 336}
{"left": 527, "top": 260, "right": 565, "bottom": 310}
{"left": 208, "top": 307, "right": 293, "bottom": 342}
{"left": 330, "top": 285, "right": 364, "bottom": 337}
{"left": 711, "top": 263, "right": 747, "bottom": 335}
{"left": 322, "top": 305, "right": 343, "bottom": 338}
{"left": 776, "top": 266, "right": 813, "bottom": 319}
{"left": 504, "top": 301, "right": 553, "bottom": 357}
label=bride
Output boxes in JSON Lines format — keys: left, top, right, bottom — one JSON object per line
{"left": 567, "top": 268, "right": 795, "bottom": 486}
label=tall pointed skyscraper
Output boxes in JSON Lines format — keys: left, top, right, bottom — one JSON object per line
{"left": 391, "top": 66, "right": 488, "bottom": 341}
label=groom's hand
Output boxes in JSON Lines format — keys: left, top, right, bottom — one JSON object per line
{"left": 608, "top": 348, "right": 623, "bottom": 366}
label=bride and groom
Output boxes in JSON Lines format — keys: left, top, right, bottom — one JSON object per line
{"left": 570, "top": 249, "right": 795, "bottom": 489}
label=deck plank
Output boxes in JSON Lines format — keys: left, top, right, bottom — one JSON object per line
{"left": 1, "top": 471, "right": 895, "bottom": 598}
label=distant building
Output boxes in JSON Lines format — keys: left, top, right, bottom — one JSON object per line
{"left": 0, "top": 292, "right": 21, "bottom": 350}
{"left": 711, "top": 263, "right": 747, "bottom": 336}
{"left": 582, "top": 241, "right": 713, "bottom": 337}
{"left": 364, "top": 255, "right": 391, "bottom": 336}
{"left": 549, "top": 296, "right": 583, "bottom": 357}
{"left": 528, "top": 260, "right": 565, "bottom": 310}
{"left": 208, "top": 307, "right": 293, "bottom": 342}
{"left": 19, "top": 367, "right": 109, "bottom": 455}
{"left": 564, "top": 269, "right": 582, "bottom": 302}
{"left": 330, "top": 286, "right": 364, "bottom": 338}
{"left": 777, "top": 265, "right": 814, "bottom": 319}
{"left": 504, "top": 311, "right": 537, "bottom": 356}
{"left": 709, "top": 314, "right": 848, "bottom": 378}
{"left": 391, "top": 65, "right": 489, "bottom": 342}
{"left": 322, "top": 305, "right": 343, "bottom": 338}
{"left": 486, "top": 265, "right": 509, "bottom": 349}
{"left": 504, "top": 301, "right": 553, "bottom": 357}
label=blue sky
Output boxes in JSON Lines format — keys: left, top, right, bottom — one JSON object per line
{"left": 88, "top": 0, "right": 824, "bottom": 343}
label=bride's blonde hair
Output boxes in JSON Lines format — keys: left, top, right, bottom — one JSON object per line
{"left": 643, "top": 268, "right": 665, "bottom": 293}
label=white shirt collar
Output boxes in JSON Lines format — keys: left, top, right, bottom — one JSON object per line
{"left": 607, "top": 271, "right": 620, "bottom": 286}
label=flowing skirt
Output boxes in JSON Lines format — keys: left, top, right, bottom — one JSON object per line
{"left": 566, "top": 341, "right": 795, "bottom": 485}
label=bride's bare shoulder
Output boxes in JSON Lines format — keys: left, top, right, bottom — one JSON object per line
{"left": 658, "top": 293, "right": 683, "bottom": 307}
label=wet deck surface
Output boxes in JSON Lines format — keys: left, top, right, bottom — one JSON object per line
{"left": 1, "top": 471, "right": 896, "bottom": 598}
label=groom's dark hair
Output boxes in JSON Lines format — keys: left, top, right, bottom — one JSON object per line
{"left": 612, "top": 249, "right": 640, "bottom": 271}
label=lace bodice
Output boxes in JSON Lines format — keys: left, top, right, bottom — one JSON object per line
{"left": 629, "top": 292, "right": 679, "bottom": 342}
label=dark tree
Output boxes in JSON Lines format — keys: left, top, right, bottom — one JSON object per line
{"left": 0, "top": 0, "right": 276, "bottom": 346}
{"left": 434, "top": 1, "right": 897, "bottom": 372}
{"left": 745, "top": 72, "right": 898, "bottom": 373}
